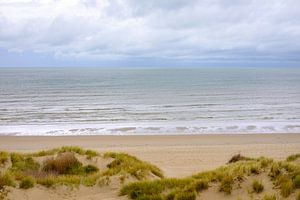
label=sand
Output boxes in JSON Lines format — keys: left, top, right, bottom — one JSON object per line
{"left": 0, "top": 133, "right": 299, "bottom": 200}
{"left": 1, "top": 133, "right": 299, "bottom": 177}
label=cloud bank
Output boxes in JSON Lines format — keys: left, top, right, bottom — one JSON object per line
{"left": 0, "top": 0, "right": 300, "bottom": 66}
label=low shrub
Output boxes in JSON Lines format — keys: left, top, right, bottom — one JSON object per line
{"left": 43, "top": 152, "right": 82, "bottom": 175}
{"left": 252, "top": 180, "right": 264, "bottom": 193}
{"left": 20, "top": 176, "right": 35, "bottom": 189}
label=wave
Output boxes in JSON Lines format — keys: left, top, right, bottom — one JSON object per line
{"left": 0, "top": 121, "right": 299, "bottom": 136}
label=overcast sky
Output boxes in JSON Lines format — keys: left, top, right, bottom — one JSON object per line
{"left": 0, "top": 0, "right": 300, "bottom": 67}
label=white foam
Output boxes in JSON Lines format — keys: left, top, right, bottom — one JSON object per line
{"left": 0, "top": 121, "right": 299, "bottom": 136}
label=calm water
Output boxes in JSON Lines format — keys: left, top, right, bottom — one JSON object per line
{"left": 0, "top": 67, "right": 299, "bottom": 135}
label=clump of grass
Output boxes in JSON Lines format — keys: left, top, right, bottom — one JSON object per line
{"left": 280, "top": 179, "right": 293, "bottom": 197}
{"left": 194, "top": 179, "right": 208, "bottom": 192}
{"left": 263, "top": 194, "right": 277, "bottom": 200}
{"left": 228, "top": 153, "right": 252, "bottom": 164}
{"left": 43, "top": 152, "right": 83, "bottom": 175}
{"left": 83, "top": 164, "right": 99, "bottom": 174}
{"left": 58, "top": 146, "right": 85, "bottom": 155}
{"left": 219, "top": 175, "right": 234, "bottom": 194}
{"left": 120, "top": 180, "right": 164, "bottom": 199}
{"left": 36, "top": 176, "right": 56, "bottom": 188}
{"left": 175, "top": 190, "right": 196, "bottom": 200}
{"left": 19, "top": 176, "right": 35, "bottom": 189}
{"left": 252, "top": 180, "right": 264, "bottom": 193}
{"left": 296, "top": 191, "right": 300, "bottom": 200}
{"left": 268, "top": 162, "right": 281, "bottom": 178}
{"left": 85, "top": 150, "right": 98, "bottom": 159}
{"left": 294, "top": 175, "right": 300, "bottom": 188}
{"left": 104, "top": 152, "right": 163, "bottom": 180}
{"left": 0, "top": 152, "right": 8, "bottom": 165}
{"left": 0, "top": 173, "right": 14, "bottom": 189}
{"left": 286, "top": 153, "right": 300, "bottom": 162}
{"left": 28, "top": 148, "right": 59, "bottom": 157}
{"left": 10, "top": 153, "right": 40, "bottom": 172}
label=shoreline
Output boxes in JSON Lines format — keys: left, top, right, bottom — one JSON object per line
{"left": 1, "top": 133, "right": 299, "bottom": 177}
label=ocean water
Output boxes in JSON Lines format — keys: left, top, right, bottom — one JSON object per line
{"left": 0, "top": 67, "right": 299, "bottom": 136}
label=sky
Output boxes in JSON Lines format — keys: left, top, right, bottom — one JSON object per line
{"left": 0, "top": 0, "right": 300, "bottom": 67}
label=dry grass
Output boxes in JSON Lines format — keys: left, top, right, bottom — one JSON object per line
{"left": 252, "top": 179, "right": 264, "bottom": 193}
{"left": 43, "top": 152, "right": 82, "bottom": 175}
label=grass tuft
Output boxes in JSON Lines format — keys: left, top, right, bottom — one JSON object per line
{"left": 293, "top": 174, "right": 300, "bottom": 188}
{"left": 219, "top": 175, "right": 234, "bottom": 194}
{"left": 263, "top": 194, "right": 277, "bottom": 200}
{"left": 252, "top": 180, "right": 264, "bottom": 193}
{"left": 194, "top": 179, "right": 208, "bottom": 192}
{"left": 0, "top": 173, "right": 15, "bottom": 189}
{"left": 0, "top": 152, "right": 8, "bottom": 165}
{"left": 280, "top": 179, "right": 293, "bottom": 197}
{"left": 286, "top": 153, "right": 300, "bottom": 162}
{"left": 20, "top": 176, "right": 35, "bottom": 189}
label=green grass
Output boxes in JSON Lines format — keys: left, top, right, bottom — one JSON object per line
{"left": 120, "top": 155, "right": 299, "bottom": 200}
{"left": 294, "top": 174, "right": 300, "bottom": 188}
{"left": 219, "top": 175, "right": 234, "bottom": 194}
{"left": 252, "top": 180, "right": 264, "bottom": 193}
{"left": 0, "top": 151, "right": 8, "bottom": 165}
{"left": 280, "top": 179, "right": 293, "bottom": 197}
{"left": 19, "top": 176, "right": 35, "bottom": 189}
{"left": 286, "top": 153, "right": 300, "bottom": 162}
{"left": 0, "top": 172, "right": 15, "bottom": 189}
{"left": 262, "top": 194, "right": 277, "bottom": 200}
{"left": 1, "top": 148, "right": 299, "bottom": 200}
{"left": 104, "top": 152, "right": 163, "bottom": 180}
{"left": 296, "top": 191, "right": 300, "bottom": 200}
{"left": 0, "top": 147, "right": 164, "bottom": 190}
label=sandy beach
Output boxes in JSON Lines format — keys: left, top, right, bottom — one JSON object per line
{"left": 1, "top": 134, "right": 299, "bottom": 177}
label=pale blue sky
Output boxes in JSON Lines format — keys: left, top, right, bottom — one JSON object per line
{"left": 0, "top": 0, "right": 300, "bottom": 67}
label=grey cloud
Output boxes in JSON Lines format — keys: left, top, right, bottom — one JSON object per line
{"left": 0, "top": 0, "right": 299, "bottom": 63}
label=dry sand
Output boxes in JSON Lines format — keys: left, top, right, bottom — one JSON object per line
{"left": 1, "top": 133, "right": 299, "bottom": 177}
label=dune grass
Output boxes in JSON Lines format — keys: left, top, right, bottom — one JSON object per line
{"left": 120, "top": 155, "right": 300, "bottom": 200}
{"left": 1, "top": 148, "right": 299, "bottom": 199}
{"left": 104, "top": 152, "right": 163, "bottom": 180}
{"left": 0, "top": 147, "right": 163, "bottom": 190}
{"left": 252, "top": 179, "right": 264, "bottom": 193}
{"left": 0, "top": 152, "right": 8, "bottom": 165}
{"left": 19, "top": 176, "right": 35, "bottom": 189}
{"left": 286, "top": 153, "right": 300, "bottom": 162}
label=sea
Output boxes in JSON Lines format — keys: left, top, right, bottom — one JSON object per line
{"left": 0, "top": 67, "right": 299, "bottom": 136}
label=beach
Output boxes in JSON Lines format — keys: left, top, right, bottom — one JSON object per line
{"left": 1, "top": 133, "right": 299, "bottom": 178}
